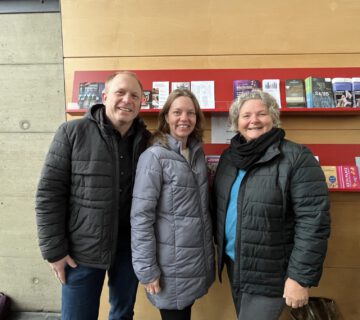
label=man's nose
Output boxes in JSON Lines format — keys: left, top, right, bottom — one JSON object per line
{"left": 122, "top": 92, "right": 132, "bottom": 103}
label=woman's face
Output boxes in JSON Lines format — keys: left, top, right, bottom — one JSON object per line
{"left": 166, "top": 96, "right": 197, "bottom": 147}
{"left": 238, "top": 99, "right": 274, "bottom": 142}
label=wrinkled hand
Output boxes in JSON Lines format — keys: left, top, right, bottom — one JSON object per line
{"left": 283, "top": 278, "right": 309, "bottom": 309}
{"left": 144, "top": 278, "right": 161, "bottom": 295}
{"left": 49, "top": 255, "right": 77, "bottom": 284}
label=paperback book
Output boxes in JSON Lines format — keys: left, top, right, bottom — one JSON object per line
{"left": 336, "top": 165, "right": 360, "bottom": 189}
{"left": 352, "top": 78, "right": 360, "bottom": 108}
{"left": 305, "top": 77, "right": 335, "bottom": 108}
{"left": 262, "top": 79, "right": 281, "bottom": 107}
{"left": 205, "top": 155, "right": 220, "bottom": 187}
{"left": 77, "top": 82, "right": 105, "bottom": 109}
{"left": 171, "top": 82, "right": 191, "bottom": 91}
{"left": 321, "top": 166, "right": 339, "bottom": 189}
{"left": 141, "top": 90, "right": 152, "bottom": 109}
{"left": 233, "top": 80, "right": 260, "bottom": 99}
{"left": 152, "top": 81, "right": 170, "bottom": 109}
{"left": 285, "top": 79, "right": 306, "bottom": 108}
{"left": 332, "top": 78, "right": 353, "bottom": 107}
{"left": 191, "top": 80, "right": 215, "bottom": 109}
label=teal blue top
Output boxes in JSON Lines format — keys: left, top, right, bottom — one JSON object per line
{"left": 225, "top": 169, "right": 246, "bottom": 261}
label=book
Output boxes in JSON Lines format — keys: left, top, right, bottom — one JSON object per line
{"left": 262, "top": 79, "right": 281, "bottom": 107}
{"left": 336, "top": 165, "right": 360, "bottom": 189}
{"left": 205, "top": 155, "right": 220, "bottom": 187}
{"left": 233, "top": 80, "right": 260, "bottom": 100}
{"left": 305, "top": 77, "right": 335, "bottom": 108}
{"left": 171, "top": 82, "right": 191, "bottom": 91}
{"left": 321, "top": 166, "right": 339, "bottom": 189}
{"left": 332, "top": 78, "right": 353, "bottom": 107}
{"left": 191, "top": 80, "right": 215, "bottom": 109}
{"left": 352, "top": 78, "right": 360, "bottom": 108}
{"left": 285, "top": 79, "right": 306, "bottom": 108}
{"left": 141, "top": 90, "right": 152, "bottom": 109}
{"left": 77, "top": 82, "right": 105, "bottom": 109}
{"left": 152, "top": 81, "right": 170, "bottom": 109}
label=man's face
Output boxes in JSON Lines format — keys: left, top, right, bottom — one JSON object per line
{"left": 103, "top": 74, "right": 142, "bottom": 131}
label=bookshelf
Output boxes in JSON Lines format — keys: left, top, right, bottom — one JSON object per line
{"left": 66, "top": 107, "right": 360, "bottom": 116}
{"left": 67, "top": 67, "right": 360, "bottom": 114}
{"left": 204, "top": 144, "right": 360, "bottom": 192}
{"left": 67, "top": 68, "right": 360, "bottom": 192}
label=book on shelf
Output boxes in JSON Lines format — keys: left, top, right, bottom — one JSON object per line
{"left": 285, "top": 79, "right": 307, "bottom": 108}
{"left": 321, "top": 166, "right": 339, "bottom": 189}
{"left": 336, "top": 165, "right": 360, "bottom": 189}
{"left": 77, "top": 82, "right": 105, "bottom": 109}
{"left": 262, "top": 79, "right": 281, "bottom": 107}
{"left": 152, "top": 81, "right": 170, "bottom": 109}
{"left": 352, "top": 78, "right": 360, "bottom": 108}
{"left": 205, "top": 155, "right": 220, "bottom": 187}
{"left": 233, "top": 80, "right": 260, "bottom": 100}
{"left": 141, "top": 90, "right": 152, "bottom": 109}
{"left": 191, "top": 80, "right": 215, "bottom": 109}
{"left": 356, "top": 156, "right": 360, "bottom": 170}
{"left": 305, "top": 77, "right": 335, "bottom": 108}
{"left": 171, "top": 82, "right": 191, "bottom": 91}
{"left": 332, "top": 78, "right": 353, "bottom": 107}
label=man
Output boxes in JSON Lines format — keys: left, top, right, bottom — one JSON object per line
{"left": 36, "top": 71, "right": 151, "bottom": 320}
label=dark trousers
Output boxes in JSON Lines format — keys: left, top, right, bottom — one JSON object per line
{"left": 159, "top": 304, "right": 192, "bottom": 320}
{"left": 226, "top": 256, "right": 285, "bottom": 320}
{"left": 61, "top": 240, "right": 138, "bottom": 320}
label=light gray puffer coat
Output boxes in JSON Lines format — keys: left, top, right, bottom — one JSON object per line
{"left": 131, "top": 134, "right": 215, "bottom": 310}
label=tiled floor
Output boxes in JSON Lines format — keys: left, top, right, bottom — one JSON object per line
{"left": 9, "top": 312, "right": 61, "bottom": 320}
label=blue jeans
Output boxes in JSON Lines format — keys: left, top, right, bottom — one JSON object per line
{"left": 61, "top": 240, "right": 138, "bottom": 320}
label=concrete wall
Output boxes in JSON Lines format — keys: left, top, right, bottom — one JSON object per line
{"left": 0, "top": 12, "right": 65, "bottom": 311}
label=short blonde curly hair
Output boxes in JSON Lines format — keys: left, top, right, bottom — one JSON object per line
{"left": 229, "top": 90, "right": 281, "bottom": 131}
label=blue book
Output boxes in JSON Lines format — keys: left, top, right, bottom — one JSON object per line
{"left": 332, "top": 78, "right": 353, "bottom": 108}
{"left": 352, "top": 78, "right": 360, "bottom": 108}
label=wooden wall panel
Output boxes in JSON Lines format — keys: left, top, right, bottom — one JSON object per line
{"left": 310, "top": 268, "right": 360, "bottom": 320}
{"left": 61, "top": 0, "right": 360, "bottom": 57}
{"left": 59, "top": 0, "right": 360, "bottom": 319}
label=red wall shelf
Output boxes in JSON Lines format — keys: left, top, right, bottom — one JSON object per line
{"left": 66, "top": 107, "right": 360, "bottom": 115}
{"left": 68, "top": 67, "right": 360, "bottom": 113}
{"left": 203, "top": 143, "right": 360, "bottom": 192}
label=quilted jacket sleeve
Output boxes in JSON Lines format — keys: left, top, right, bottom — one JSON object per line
{"left": 287, "top": 146, "right": 331, "bottom": 287}
{"left": 35, "top": 123, "right": 71, "bottom": 262}
{"left": 131, "top": 149, "right": 162, "bottom": 284}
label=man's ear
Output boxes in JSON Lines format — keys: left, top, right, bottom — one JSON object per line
{"left": 102, "top": 92, "right": 107, "bottom": 104}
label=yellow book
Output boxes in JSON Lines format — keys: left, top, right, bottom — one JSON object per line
{"left": 321, "top": 166, "right": 338, "bottom": 189}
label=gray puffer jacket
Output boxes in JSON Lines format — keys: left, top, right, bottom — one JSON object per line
{"left": 131, "top": 134, "right": 215, "bottom": 310}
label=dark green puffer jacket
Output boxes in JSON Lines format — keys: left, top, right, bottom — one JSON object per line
{"left": 213, "top": 139, "right": 330, "bottom": 297}
{"left": 36, "top": 104, "right": 151, "bottom": 269}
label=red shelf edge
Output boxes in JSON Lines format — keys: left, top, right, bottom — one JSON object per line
{"left": 329, "top": 188, "right": 360, "bottom": 192}
{"left": 66, "top": 107, "right": 360, "bottom": 115}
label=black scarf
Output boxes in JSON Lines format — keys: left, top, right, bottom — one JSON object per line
{"left": 229, "top": 127, "right": 285, "bottom": 169}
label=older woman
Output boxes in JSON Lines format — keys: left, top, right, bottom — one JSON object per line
{"left": 213, "top": 90, "right": 330, "bottom": 320}
{"left": 131, "top": 89, "right": 215, "bottom": 320}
